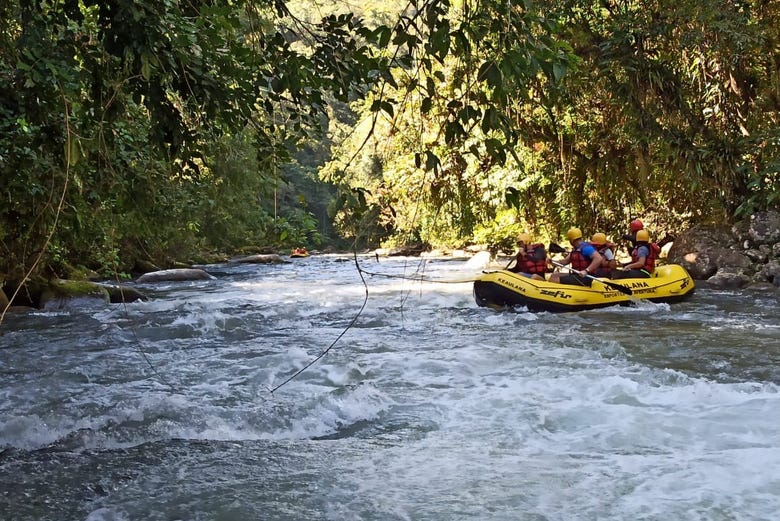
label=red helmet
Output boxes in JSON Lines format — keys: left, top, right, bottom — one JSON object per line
{"left": 629, "top": 219, "right": 644, "bottom": 233}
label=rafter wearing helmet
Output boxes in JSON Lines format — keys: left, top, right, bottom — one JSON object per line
{"left": 548, "top": 227, "right": 605, "bottom": 286}
{"left": 589, "top": 232, "right": 618, "bottom": 277}
{"left": 612, "top": 228, "right": 661, "bottom": 279}
{"left": 508, "top": 232, "right": 548, "bottom": 280}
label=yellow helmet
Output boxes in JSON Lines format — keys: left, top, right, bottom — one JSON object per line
{"left": 590, "top": 232, "right": 606, "bottom": 245}
{"left": 518, "top": 232, "right": 532, "bottom": 244}
{"left": 636, "top": 229, "right": 650, "bottom": 242}
{"left": 566, "top": 227, "right": 582, "bottom": 241}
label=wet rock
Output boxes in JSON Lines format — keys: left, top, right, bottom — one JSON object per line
{"left": 704, "top": 270, "right": 751, "bottom": 289}
{"left": 747, "top": 281, "right": 779, "bottom": 292}
{"left": 39, "top": 280, "right": 110, "bottom": 310}
{"left": 136, "top": 268, "right": 216, "bottom": 283}
{"left": 98, "top": 284, "right": 148, "bottom": 303}
{"left": 229, "top": 254, "right": 287, "bottom": 264}
{"left": 752, "top": 260, "right": 780, "bottom": 286}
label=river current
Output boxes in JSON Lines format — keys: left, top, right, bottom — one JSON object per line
{"left": 1, "top": 254, "right": 779, "bottom": 521}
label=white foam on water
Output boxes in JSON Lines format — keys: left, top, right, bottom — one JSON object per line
{"left": 2, "top": 257, "right": 779, "bottom": 520}
{"left": 463, "top": 250, "right": 492, "bottom": 270}
{"left": 84, "top": 507, "right": 130, "bottom": 521}
{"left": 312, "top": 356, "right": 780, "bottom": 519}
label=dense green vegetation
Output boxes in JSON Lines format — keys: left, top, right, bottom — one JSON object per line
{"left": 2, "top": 0, "right": 779, "bottom": 290}
{"left": 326, "top": 0, "right": 780, "bottom": 251}
{"left": 1, "top": 0, "right": 387, "bottom": 284}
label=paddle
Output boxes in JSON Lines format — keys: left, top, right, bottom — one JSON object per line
{"left": 549, "top": 242, "right": 634, "bottom": 296}
{"left": 548, "top": 242, "right": 568, "bottom": 254}
{"left": 551, "top": 260, "right": 634, "bottom": 295}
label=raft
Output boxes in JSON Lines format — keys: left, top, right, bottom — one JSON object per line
{"left": 290, "top": 248, "right": 309, "bottom": 258}
{"left": 473, "top": 264, "right": 695, "bottom": 312}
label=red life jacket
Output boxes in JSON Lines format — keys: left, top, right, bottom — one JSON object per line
{"left": 518, "top": 243, "right": 548, "bottom": 274}
{"left": 593, "top": 242, "right": 616, "bottom": 271}
{"left": 570, "top": 243, "right": 591, "bottom": 270}
{"left": 631, "top": 242, "right": 660, "bottom": 272}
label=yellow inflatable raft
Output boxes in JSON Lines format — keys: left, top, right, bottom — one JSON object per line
{"left": 473, "top": 264, "right": 695, "bottom": 312}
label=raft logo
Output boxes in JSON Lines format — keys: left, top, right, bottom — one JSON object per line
{"left": 540, "top": 289, "right": 572, "bottom": 299}
{"left": 629, "top": 281, "right": 650, "bottom": 289}
{"left": 497, "top": 276, "right": 526, "bottom": 293}
{"left": 680, "top": 278, "right": 690, "bottom": 289}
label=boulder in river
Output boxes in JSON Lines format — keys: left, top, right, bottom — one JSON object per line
{"left": 136, "top": 268, "right": 216, "bottom": 283}
{"left": 39, "top": 279, "right": 110, "bottom": 310}
{"left": 98, "top": 284, "right": 148, "bottom": 303}
{"left": 668, "top": 210, "right": 780, "bottom": 288}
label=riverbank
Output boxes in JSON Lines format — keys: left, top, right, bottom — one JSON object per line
{"left": 667, "top": 210, "right": 780, "bottom": 289}
{"left": 2, "top": 211, "right": 778, "bottom": 316}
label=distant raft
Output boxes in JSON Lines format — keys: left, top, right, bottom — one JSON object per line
{"left": 290, "top": 247, "right": 309, "bottom": 258}
{"left": 473, "top": 264, "right": 695, "bottom": 312}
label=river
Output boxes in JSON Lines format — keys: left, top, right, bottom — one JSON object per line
{"left": 1, "top": 254, "right": 779, "bottom": 521}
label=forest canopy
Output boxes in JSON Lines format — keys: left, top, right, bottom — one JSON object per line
{"left": 1, "top": 0, "right": 779, "bottom": 283}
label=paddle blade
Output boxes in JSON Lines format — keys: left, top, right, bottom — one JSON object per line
{"left": 548, "top": 242, "right": 568, "bottom": 254}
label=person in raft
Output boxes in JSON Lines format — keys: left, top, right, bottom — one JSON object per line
{"left": 622, "top": 218, "right": 644, "bottom": 251}
{"left": 508, "top": 232, "right": 548, "bottom": 280}
{"left": 612, "top": 229, "right": 658, "bottom": 279}
{"left": 589, "top": 232, "right": 618, "bottom": 278}
{"left": 548, "top": 227, "right": 604, "bottom": 286}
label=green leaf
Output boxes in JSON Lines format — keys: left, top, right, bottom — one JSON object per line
{"left": 376, "top": 26, "right": 392, "bottom": 48}
{"left": 478, "top": 61, "right": 503, "bottom": 89}
{"left": 552, "top": 62, "right": 567, "bottom": 82}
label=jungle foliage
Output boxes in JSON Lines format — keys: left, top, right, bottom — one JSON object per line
{"left": 1, "top": 0, "right": 389, "bottom": 282}
{"left": 1, "top": 0, "right": 779, "bottom": 285}
{"left": 325, "top": 0, "right": 780, "bottom": 250}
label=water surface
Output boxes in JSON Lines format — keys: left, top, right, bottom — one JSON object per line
{"left": 1, "top": 255, "right": 778, "bottom": 520}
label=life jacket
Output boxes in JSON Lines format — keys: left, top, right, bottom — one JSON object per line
{"left": 570, "top": 242, "right": 591, "bottom": 270}
{"left": 631, "top": 242, "right": 660, "bottom": 273}
{"left": 592, "top": 242, "right": 616, "bottom": 271}
{"left": 518, "top": 243, "right": 548, "bottom": 274}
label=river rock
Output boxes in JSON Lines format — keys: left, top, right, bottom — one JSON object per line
{"left": 136, "top": 268, "right": 216, "bottom": 283}
{"left": 747, "top": 210, "right": 780, "bottom": 245}
{"left": 39, "top": 280, "right": 110, "bottom": 310}
{"left": 744, "top": 248, "right": 768, "bottom": 263}
{"left": 98, "top": 284, "right": 148, "bottom": 303}
{"left": 668, "top": 224, "right": 753, "bottom": 280}
{"left": 704, "top": 269, "right": 752, "bottom": 289}
{"left": 229, "top": 254, "right": 287, "bottom": 264}
{"left": 752, "top": 260, "right": 780, "bottom": 286}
